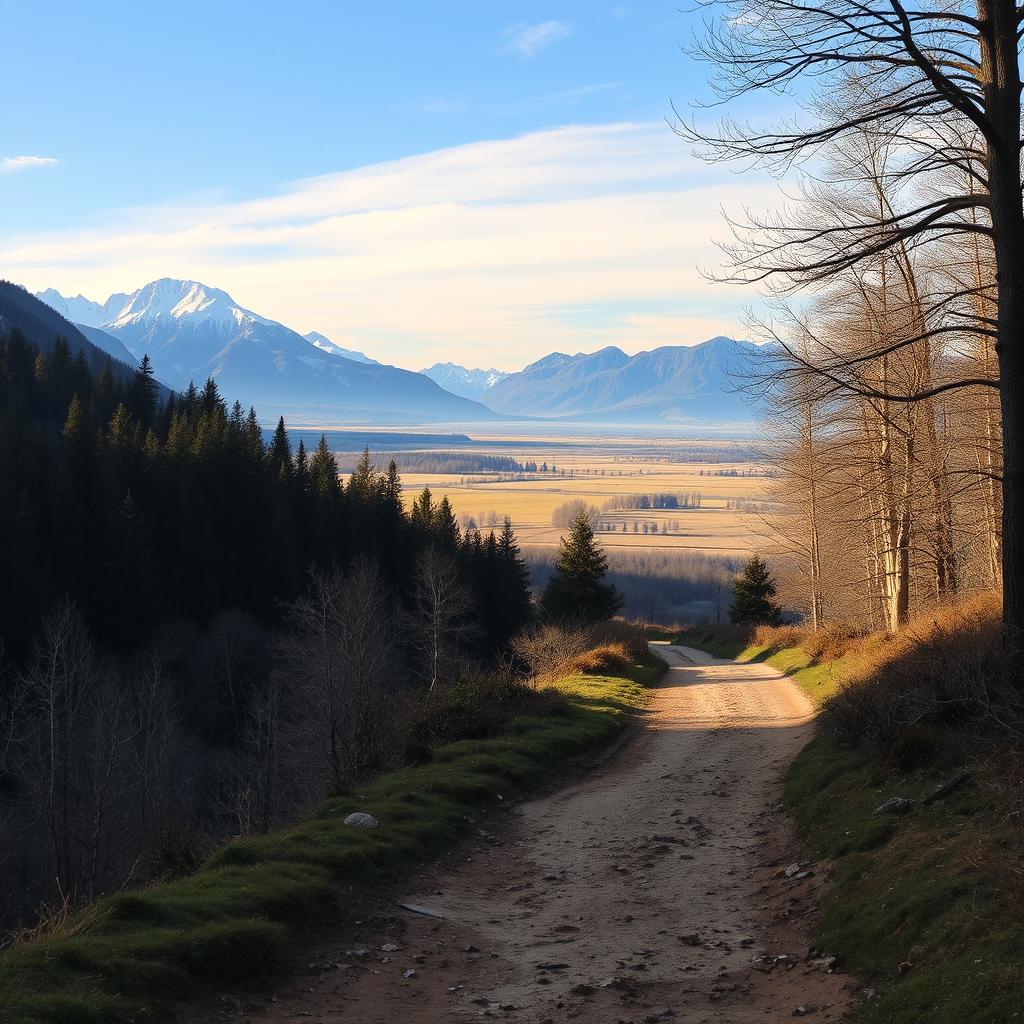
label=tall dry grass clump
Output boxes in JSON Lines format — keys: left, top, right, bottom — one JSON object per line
{"left": 511, "top": 619, "right": 649, "bottom": 682}
{"left": 751, "top": 621, "right": 862, "bottom": 662}
{"left": 822, "top": 593, "right": 1021, "bottom": 751}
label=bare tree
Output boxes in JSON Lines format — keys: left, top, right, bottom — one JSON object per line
{"left": 411, "top": 547, "right": 477, "bottom": 690}
{"left": 682, "top": 0, "right": 1024, "bottom": 634}
{"left": 278, "top": 560, "right": 400, "bottom": 789}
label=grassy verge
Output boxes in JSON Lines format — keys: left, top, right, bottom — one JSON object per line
{"left": 787, "top": 738, "right": 1023, "bottom": 1023}
{"left": 669, "top": 625, "right": 850, "bottom": 704}
{"left": 0, "top": 654, "right": 664, "bottom": 1024}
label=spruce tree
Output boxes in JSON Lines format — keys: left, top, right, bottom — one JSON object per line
{"left": 540, "top": 510, "right": 622, "bottom": 625}
{"left": 492, "top": 517, "right": 533, "bottom": 643}
{"left": 382, "top": 459, "right": 403, "bottom": 514}
{"left": 347, "top": 446, "right": 375, "bottom": 503}
{"left": 268, "top": 416, "right": 293, "bottom": 480}
{"left": 411, "top": 486, "right": 434, "bottom": 532}
{"left": 131, "top": 354, "right": 160, "bottom": 423}
{"left": 728, "top": 555, "right": 783, "bottom": 626}
{"left": 309, "top": 435, "right": 341, "bottom": 498}
{"left": 433, "top": 495, "right": 460, "bottom": 548}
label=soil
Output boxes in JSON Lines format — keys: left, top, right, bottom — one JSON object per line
{"left": 188, "top": 645, "right": 857, "bottom": 1024}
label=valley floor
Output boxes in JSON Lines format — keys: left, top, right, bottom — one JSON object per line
{"left": 190, "top": 646, "right": 854, "bottom": 1024}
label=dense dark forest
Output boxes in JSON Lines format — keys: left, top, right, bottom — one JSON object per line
{"left": 0, "top": 326, "right": 533, "bottom": 930}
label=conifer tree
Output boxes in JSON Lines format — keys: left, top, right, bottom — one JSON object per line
{"left": 411, "top": 486, "right": 434, "bottom": 532}
{"left": 309, "top": 435, "right": 341, "bottom": 498}
{"left": 268, "top": 417, "right": 292, "bottom": 480}
{"left": 728, "top": 555, "right": 783, "bottom": 627}
{"left": 127, "top": 355, "right": 160, "bottom": 424}
{"left": 347, "top": 446, "right": 375, "bottom": 503}
{"left": 497, "top": 516, "right": 533, "bottom": 634}
{"left": 382, "top": 459, "right": 403, "bottom": 514}
{"left": 294, "top": 439, "right": 309, "bottom": 498}
{"left": 433, "top": 495, "right": 461, "bottom": 548}
{"left": 540, "top": 510, "right": 622, "bottom": 624}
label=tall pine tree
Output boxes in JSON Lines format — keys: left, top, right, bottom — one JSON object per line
{"left": 540, "top": 510, "right": 622, "bottom": 625}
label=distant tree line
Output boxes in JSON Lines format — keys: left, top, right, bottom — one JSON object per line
{"left": 336, "top": 450, "right": 535, "bottom": 475}
{"left": 599, "top": 492, "right": 704, "bottom": 511}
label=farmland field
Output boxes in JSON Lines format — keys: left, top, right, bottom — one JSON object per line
{"left": 337, "top": 431, "right": 770, "bottom": 559}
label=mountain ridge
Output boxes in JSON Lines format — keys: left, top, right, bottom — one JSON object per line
{"left": 483, "top": 336, "right": 763, "bottom": 423}
{"left": 37, "top": 280, "right": 499, "bottom": 424}
{"left": 420, "top": 362, "right": 509, "bottom": 401}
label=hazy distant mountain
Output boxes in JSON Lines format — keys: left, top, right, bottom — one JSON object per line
{"left": 74, "top": 323, "right": 139, "bottom": 366}
{"left": 303, "top": 331, "right": 379, "bottom": 364}
{"left": 37, "top": 279, "right": 497, "bottom": 424}
{"left": 1, "top": 281, "right": 153, "bottom": 388}
{"left": 484, "top": 338, "right": 765, "bottom": 423}
{"left": 420, "top": 362, "right": 509, "bottom": 402}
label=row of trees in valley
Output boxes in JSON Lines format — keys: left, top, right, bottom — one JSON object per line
{"left": 683, "top": 0, "right": 1023, "bottom": 635}
{"left": 0, "top": 330, "right": 542, "bottom": 930}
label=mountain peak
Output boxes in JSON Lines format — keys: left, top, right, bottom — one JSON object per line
{"left": 303, "top": 331, "right": 380, "bottom": 364}
{"left": 419, "top": 362, "right": 509, "bottom": 402}
{"left": 108, "top": 278, "right": 260, "bottom": 330}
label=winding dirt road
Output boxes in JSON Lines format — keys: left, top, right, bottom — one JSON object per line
{"left": 196, "top": 645, "right": 855, "bottom": 1024}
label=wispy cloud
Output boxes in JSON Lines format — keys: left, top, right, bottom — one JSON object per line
{"left": 1, "top": 155, "right": 60, "bottom": 175}
{"left": 548, "top": 82, "right": 620, "bottom": 104}
{"left": 505, "top": 20, "right": 573, "bottom": 57}
{"left": 0, "top": 123, "right": 781, "bottom": 368}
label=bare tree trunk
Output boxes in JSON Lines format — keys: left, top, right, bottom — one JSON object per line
{"left": 978, "top": 0, "right": 1023, "bottom": 633}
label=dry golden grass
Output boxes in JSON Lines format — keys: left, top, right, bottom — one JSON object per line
{"left": 387, "top": 442, "right": 769, "bottom": 558}
{"left": 570, "top": 643, "right": 632, "bottom": 674}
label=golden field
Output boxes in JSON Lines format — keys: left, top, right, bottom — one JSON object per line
{"left": 385, "top": 436, "right": 770, "bottom": 558}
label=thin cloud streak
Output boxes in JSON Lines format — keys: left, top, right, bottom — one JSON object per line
{"left": 1, "top": 123, "right": 781, "bottom": 368}
{"left": 505, "top": 20, "right": 573, "bottom": 57}
{"left": 1, "top": 155, "right": 60, "bottom": 174}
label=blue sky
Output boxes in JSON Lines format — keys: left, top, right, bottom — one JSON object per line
{"left": 1, "top": 2, "right": 786, "bottom": 369}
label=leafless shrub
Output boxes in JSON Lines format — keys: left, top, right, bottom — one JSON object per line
{"left": 510, "top": 623, "right": 591, "bottom": 682}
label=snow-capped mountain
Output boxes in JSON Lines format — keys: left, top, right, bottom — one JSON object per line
{"left": 1, "top": 283, "right": 166, "bottom": 393}
{"left": 36, "top": 280, "right": 497, "bottom": 424}
{"left": 34, "top": 287, "right": 130, "bottom": 329}
{"left": 420, "top": 362, "right": 509, "bottom": 402}
{"left": 303, "top": 331, "right": 379, "bottom": 365}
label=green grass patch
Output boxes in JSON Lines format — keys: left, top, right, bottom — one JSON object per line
{"left": 672, "top": 626, "right": 849, "bottom": 705}
{"left": 672, "top": 624, "right": 750, "bottom": 659}
{"left": 786, "top": 738, "right": 1024, "bottom": 1023}
{"left": 0, "top": 655, "right": 663, "bottom": 1024}
{"left": 735, "top": 644, "right": 850, "bottom": 704}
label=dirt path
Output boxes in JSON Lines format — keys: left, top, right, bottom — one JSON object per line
{"left": 195, "top": 645, "right": 855, "bottom": 1024}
